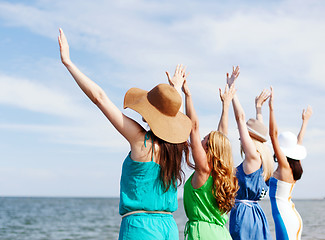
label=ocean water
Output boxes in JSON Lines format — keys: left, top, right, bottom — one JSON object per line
{"left": 1, "top": 197, "right": 324, "bottom": 240}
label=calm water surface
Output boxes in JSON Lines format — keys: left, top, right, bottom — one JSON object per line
{"left": 1, "top": 197, "right": 324, "bottom": 240}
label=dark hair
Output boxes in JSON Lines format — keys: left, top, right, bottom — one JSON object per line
{"left": 287, "top": 157, "right": 303, "bottom": 181}
{"left": 150, "top": 131, "right": 190, "bottom": 192}
{"left": 273, "top": 154, "right": 278, "bottom": 162}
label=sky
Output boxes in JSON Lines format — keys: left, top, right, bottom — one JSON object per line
{"left": 0, "top": 0, "right": 324, "bottom": 199}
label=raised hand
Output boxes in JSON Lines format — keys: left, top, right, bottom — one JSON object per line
{"left": 219, "top": 84, "right": 236, "bottom": 106}
{"left": 302, "top": 105, "right": 313, "bottom": 122}
{"left": 58, "top": 28, "right": 71, "bottom": 66}
{"left": 255, "top": 89, "right": 270, "bottom": 108}
{"left": 298, "top": 105, "right": 312, "bottom": 144}
{"left": 226, "top": 66, "right": 240, "bottom": 86}
{"left": 166, "top": 64, "right": 188, "bottom": 91}
{"left": 255, "top": 89, "right": 270, "bottom": 122}
{"left": 182, "top": 80, "right": 191, "bottom": 96}
{"left": 217, "top": 83, "right": 236, "bottom": 135}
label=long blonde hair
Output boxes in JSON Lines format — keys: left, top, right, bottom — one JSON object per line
{"left": 240, "top": 139, "right": 273, "bottom": 181}
{"left": 206, "top": 131, "right": 238, "bottom": 213}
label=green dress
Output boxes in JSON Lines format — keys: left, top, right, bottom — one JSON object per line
{"left": 183, "top": 173, "right": 232, "bottom": 240}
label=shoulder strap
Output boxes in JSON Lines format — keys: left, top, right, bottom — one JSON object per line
{"left": 144, "top": 132, "right": 155, "bottom": 162}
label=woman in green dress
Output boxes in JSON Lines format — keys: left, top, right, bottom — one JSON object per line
{"left": 174, "top": 68, "right": 239, "bottom": 240}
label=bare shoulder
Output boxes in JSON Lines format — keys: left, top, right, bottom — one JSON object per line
{"left": 273, "top": 166, "right": 294, "bottom": 183}
{"left": 130, "top": 130, "right": 156, "bottom": 162}
{"left": 242, "top": 154, "right": 262, "bottom": 175}
{"left": 191, "top": 170, "right": 211, "bottom": 189}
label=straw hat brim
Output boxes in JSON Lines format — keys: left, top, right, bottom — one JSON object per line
{"left": 246, "top": 118, "right": 268, "bottom": 142}
{"left": 247, "top": 125, "right": 268, "bottom": 142}
{"left": 124, "top": 87, "right": 191, "bottom": 144}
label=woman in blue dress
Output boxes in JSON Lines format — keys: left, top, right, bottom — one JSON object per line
{"left": 58, "top": 29, "right": 192, "bottom": 240}
{"left": 228, "top": 66, "right": 273, "bottom": 240}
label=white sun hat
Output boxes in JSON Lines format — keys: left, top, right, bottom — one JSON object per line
{"left": 278, "top": 131, "right": 307, "bottom": 160}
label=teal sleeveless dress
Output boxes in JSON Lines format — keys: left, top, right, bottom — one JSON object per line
{"left": 183, "top": 173, "right": 232, "bottom": 240}
{"left": 119, "top": 132, "right": 179, "bottom": 240}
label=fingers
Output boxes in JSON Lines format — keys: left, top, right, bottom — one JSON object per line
{"left": 175, "top": 64, "right": 180, "bottom": 75}
{"left": 303, "top": 105, "right": 313, "bottom": 119}
{"left": 224, "top": 83, "right": 229, "bottom": 93}
{"left": 182, "top": 80, "right": 190, "bottom": 95}
{"left": 256, "top": 89, "right": 271, "bottom": 106}
{"left": 229, "top": 83, "right": 236, "bottom": 93}
{"left": 174, "top": 64, "right": 187, "bottom": 77}
{"left": 165, "top": 71, "right": 172, "bottom": 84}
{"left": 269, "top": 86, "right": 274, "bottom": 102}
{"left": 185, "top": 71, "right": 190, "bottom": 79}
{"left": 233, "top": 66, "right": 240, "bottom": 77}
{"left": 181, "top": 65, "right": 187, "bottom": 77}
{"left": 306, "top": 105, "right": 313, "bottom": 114}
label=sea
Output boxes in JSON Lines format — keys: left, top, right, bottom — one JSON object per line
{"left": 0, "top": 197, "right": 324, "bottom": 240}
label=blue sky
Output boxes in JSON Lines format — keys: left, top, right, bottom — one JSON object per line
{"left": 0, "top": 0, "right": 324, "bottom": 199}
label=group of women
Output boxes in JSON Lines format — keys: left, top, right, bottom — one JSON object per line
{"left": 58, "top": 29, "right": 313, "bottom": 240}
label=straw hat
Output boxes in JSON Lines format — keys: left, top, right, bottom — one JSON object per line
{"left": 278, "top": 131, "right": 307, "bottom": 160}
{"left": 123, "top": 83, "right": 191, "bottom": 143}
{"left": 246, "top": 118, "right": 268, "bottom": 142}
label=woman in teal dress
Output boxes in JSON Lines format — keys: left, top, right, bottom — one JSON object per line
{"left": 171, "top": 68, "right": 238, "bottom": 240}
{"left": 59, "top": 30, "right": 192, "bottom": 240}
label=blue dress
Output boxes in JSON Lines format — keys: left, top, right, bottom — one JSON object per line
{"left": 118, "top": 133, "right": 179, "bottom": 240}
{"left": 229, "top": 163, "right": 272, "bottom": 240}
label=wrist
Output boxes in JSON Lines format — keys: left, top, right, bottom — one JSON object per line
{"left": 63, "top": 59, "right": 73, "bottom": 67}
{"left": 222, "top": 101, "right": 231, "bottom": 108}
{"left": 174, "top": 86, "right": 182, "bottom": 92}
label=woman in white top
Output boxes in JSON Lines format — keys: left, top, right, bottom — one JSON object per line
{"left": 268, "top": 86, "right": 313, "bottom": 240}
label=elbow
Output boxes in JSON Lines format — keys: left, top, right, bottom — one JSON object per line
{"left": 269, "top": 128, "right": 278, "bottom": 139}
{"left": 235, "top": 112, "right": 246, "bottom": 123}
{"left": 92, "top": 89, "right": 106, "bottom": 106}
{"left": 192, "top": 119, "right": 200, "bottom": 132}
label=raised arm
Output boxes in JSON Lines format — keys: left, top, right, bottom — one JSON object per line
{"left": 232, "top": 94, "right": 261, "bottom": 165}
{"left": 182, "top": 81, "right": 209, "bottom": 173}
{"left": 166, "top": 64, "right": 187, "bottom": 113}
{"left": 297, "top": 105, "right": 313, "bottom": 145}
{"left": 255, "top": 89, "right": 270, "bottom": 123}
{"left": 230, "top": 67, "right": 260, "bottom": 171}
{"left": 268, "top": 87, "right": 288, "bottom": 167}
{"left": 217, "top": 84, "right": 236, "bottom": 136}
{"left": 58, "top": 28, "right": 143, "bottom": 144}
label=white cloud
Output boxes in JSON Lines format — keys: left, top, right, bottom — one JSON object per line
{"left": 0, "top": 122, "right": 129, "bottom": 150}
{"left": 0, "top": 73, "right": 88, "bottom": 117}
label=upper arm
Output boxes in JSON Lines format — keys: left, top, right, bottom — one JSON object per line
{"left": 236, "top": 113, "right": 260, "bottom": 163}
{"left": 96, "top": 93, "right": 144, "bottom": 143}
{"left": 236, "top": 114, "right": 263, "bottom": 175}
{"left": 270, "top": 128, "right": 289, "bottom": 169}
{"left": 190, "top": 121, "right": 210, "bottom": 173}
{"left": 232, "top": 94, "right": 260, "bottom": 171}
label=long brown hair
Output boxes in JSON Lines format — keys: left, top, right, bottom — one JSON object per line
{"left": 150, "top": 131, "right": 190, "bottom": 192}
{"left": 287, "top": 157, "right": 303, "bottom": 181}
{"left": 206, "top": 131, "right": 238, "bottom": 213}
